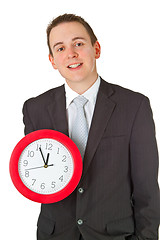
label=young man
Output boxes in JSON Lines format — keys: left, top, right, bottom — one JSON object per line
{"left": 23, "top": 14, "right": 160, "bottom": 240}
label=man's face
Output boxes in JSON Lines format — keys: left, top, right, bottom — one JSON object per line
{"left": 49, "top": 22, "right": 100, "bottom": 87}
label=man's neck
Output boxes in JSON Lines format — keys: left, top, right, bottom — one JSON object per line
{"left": 65, "top": 74, "right": 98, "bottom": 95}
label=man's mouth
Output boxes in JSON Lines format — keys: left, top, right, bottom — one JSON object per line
{"left": 67, "top": 63, "right": 82, "bottom": 69}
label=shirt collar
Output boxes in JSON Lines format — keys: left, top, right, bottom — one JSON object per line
{"left": 65, "top": 75, "right": 101, "bottom": 109}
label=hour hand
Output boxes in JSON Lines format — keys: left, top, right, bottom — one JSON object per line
{"left": 45, "top": 153, "right": 50, "bottom": 166}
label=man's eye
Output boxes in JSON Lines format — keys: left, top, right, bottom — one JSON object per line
{"left": 57, "top": 47, "right": 64, "bottom": 52}
{"left": 75, "top": 42, "right": 83, "bottom": 47}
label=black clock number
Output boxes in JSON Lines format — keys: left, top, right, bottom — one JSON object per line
{"left": 51, "top": 181, "right": 56, "bottom": 188}
{"left": 27, "top": 150, "right": 34, "bottom": 157}
{"left": 36, "top": 144, "right": 41, "bottom": 151}
{"left": 62, "top": 155, "right": 66, "bottom": 162}
{"left": 40, "top": 183, "right": 45, "bottom": 189}
{"left": 25, "top": 171, "right": 29, "bottom": 177}
{"left": 46, "top": 143, "right": 53, "bottom": 150}
{"left": 59, "top": 175, "right": 63, "bottom": 182}
{"left": 32, "top": 179, "right": 36, "bottom": 186}
{"left": 23, "top": 160, "right": 28, "bottom": 167}
{"left": 64, "top": 166, "right": 68, "bottom": 173}
{"left": 57, "top": 148, "right": 60, "bottom": 154}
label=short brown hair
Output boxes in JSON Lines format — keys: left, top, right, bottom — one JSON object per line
{"left": 46, "top": 14, "right": 98, "bottom": 56}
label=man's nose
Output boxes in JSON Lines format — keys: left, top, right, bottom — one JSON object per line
{"left": 67, "top": 47, "right": 78, "bottom": 59}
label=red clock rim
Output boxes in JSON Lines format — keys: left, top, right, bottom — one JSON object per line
{"left": 9, "top": 129, "right": 83, "bottom": 203}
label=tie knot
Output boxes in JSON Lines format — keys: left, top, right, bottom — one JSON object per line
{"left": 73, "top": 96, "right": 88, "bottom": 108}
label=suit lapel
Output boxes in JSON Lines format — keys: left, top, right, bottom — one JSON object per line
{"left": 82, "top": 79, "right": 116, "bottom": 180}
{"left": 47, "top": 85, "right": 69, "bottom": 136}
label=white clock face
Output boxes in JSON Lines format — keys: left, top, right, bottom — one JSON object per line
{"left": 18, "top": 138, "right": 74, "bottom": 195}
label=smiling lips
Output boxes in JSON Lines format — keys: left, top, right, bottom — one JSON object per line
{"left": 67, "top": 63, "right": 83, "bottom": 69}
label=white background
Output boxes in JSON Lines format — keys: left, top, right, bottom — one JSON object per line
{"left": 0, "top": 0, "right": 159, "bottom": 239}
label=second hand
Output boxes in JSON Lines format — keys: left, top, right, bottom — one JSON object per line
{"left": 26, "top": 164, "right": 54, "bottom": 171}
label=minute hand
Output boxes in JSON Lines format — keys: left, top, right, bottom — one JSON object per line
{"left": 39, "top": 147, "right": 47, "bottom": 165}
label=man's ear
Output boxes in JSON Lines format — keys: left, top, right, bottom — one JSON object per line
{"left": 94, "top": 41, "right": 101, "bottom": 59}
{"left": 49, "top": 54, "right": 58, "bottom": 69}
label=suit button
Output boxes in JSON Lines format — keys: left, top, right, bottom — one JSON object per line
{"left": 78, "top": 188, "right": 84, "bottom": 194}
{"left": 77, "top": 219, "right": 83, "bottom": 225}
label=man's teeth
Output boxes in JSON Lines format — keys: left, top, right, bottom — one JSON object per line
{"left": 68, "top": 63, "right": 81, "bottom": 68}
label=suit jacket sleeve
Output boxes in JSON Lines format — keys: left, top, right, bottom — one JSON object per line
{"left": 130, "top": 96, "right": 160, "bottom": 239}
{"left": 22, "top": 99, "right": 35, "bottom": 135}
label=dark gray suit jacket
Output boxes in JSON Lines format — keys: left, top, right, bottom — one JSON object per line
{"left": 23, "top": 78, "right": 160, "bottom": 240}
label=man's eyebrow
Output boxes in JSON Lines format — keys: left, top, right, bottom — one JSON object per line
{"left": 53, "top": 37, "right": 86, "bottom": 49}
{"left": 72, "top": 37, "right": 86, "bottom": 41}
{"left": 53, "top": 42, "right": 63, "bottom": 49}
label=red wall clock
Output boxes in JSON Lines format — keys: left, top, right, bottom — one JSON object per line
{"left": 9, "top": 129, "right": 83, "bottom": 203}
